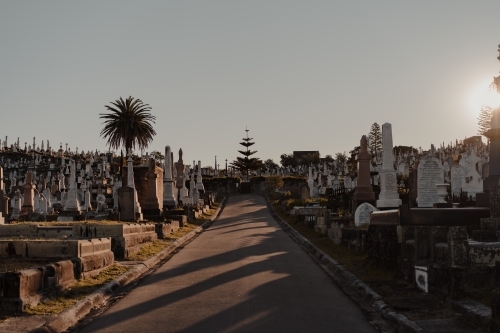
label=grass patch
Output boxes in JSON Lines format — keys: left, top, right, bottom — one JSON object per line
{"left": 127, "top": 202, "right": 220, "bottom": 261}
{"left": 192, "top": 202, "right": 220, "bottom": 226}
{"left": 127, "top": 239, "right": 173, "bottom": 261}
{"left": 0, "top": 259, "right": 55, "bottom": 273}
{"left": 24, "top": 264, "right": 129, "bottom": 315}
{"left": 270, "top": 198, "right": 395, "bottom": 282}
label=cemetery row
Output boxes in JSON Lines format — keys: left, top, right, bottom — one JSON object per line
{"left": 0, "top": 142, "right": 221, "bottom": 313}
{"left": 274, "top": 110, "right": 500, "bottom": 331}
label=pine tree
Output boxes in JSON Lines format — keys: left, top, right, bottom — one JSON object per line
{"left": 230, "top": 128, "right": 262, "bottom": 179}
{"left": 478, "top": 105, "right": 493, "bottom": 136}
{"left": 368, "top": 122, "right": 382, "bottom": 153}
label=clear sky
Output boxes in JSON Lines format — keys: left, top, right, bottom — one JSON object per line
{"left": 1, "top": 1, "right": 499, "bottom": 167}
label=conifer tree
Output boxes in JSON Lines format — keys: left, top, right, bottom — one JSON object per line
{"left": 230, "top": 128, "right": 262, "bottom": 180}
{"left": 368, "top": 122, "right": 382, "bottom": 153}
{"left": 478, "top": 105, "right": 493, "bottom": 135}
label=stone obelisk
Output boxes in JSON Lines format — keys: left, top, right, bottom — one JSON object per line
{"left": 127, "top": 150, "right": 143, "bottom": 220}
{"left": 163, "top": 146, "right": 177, "bottom": 208}
{"left": 353, "top": 135, "right": 375, "bottom": 208}
{"left": 196, "top": 160, "right": 205, "bottom": 192}
{"left": 376, "top": 123, "right": 402, "bottom": 208}
{"left": 63, "top": 160, "right": 82, "bottom": 214}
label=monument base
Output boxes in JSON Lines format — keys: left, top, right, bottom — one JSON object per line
{"left": 59, "top": 210, "right": 83, "bottom": 217}
{"left": 433, "top": 202, "right": 453, "bottom": 208}
{"left": 376, "top": 199, "right": 402, "bottom": 209}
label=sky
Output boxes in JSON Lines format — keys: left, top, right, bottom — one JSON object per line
{"left": 1, "top": 1, "right": 500, "bottom": 168}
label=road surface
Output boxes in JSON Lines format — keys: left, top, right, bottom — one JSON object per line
{"left": 78, "top": 194, "right": 376, "bottom": 333}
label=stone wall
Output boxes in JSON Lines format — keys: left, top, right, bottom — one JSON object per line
{"left": 0, "top": 238, "right": 112, "bottom": 258}
{"left": 73, "top": 223, "right": 157, "bottom": 258}
{"left": 123, "top": 165, "right": 164, "bottom": 209}
{"left": 203, "top": 177, "right": 240, "bottom": 196}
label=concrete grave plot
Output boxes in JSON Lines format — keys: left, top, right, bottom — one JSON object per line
{"left": 0, "top": 223, "right": 73, "bottom": 238}
{"left": 72, "top": 223, "right": 158, "bottom": 258}
{"left": 0, "top": 238, "right": 114, "bottom": 312}
{"left": 0, "top": 260, "right": 76, "bottom": 312}
{"left": 0, "top": 238, "right": 114, "bottom": 278}
{"left": 154, "top": 220, "right": 180, "bottom": 239}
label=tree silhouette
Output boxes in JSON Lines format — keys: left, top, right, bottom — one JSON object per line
{"left": 478, "top": 105, "right": 494, "bottom": 136}
{"left": 368, "top": 122, "right": 382, "bottom": 154}
{"left": 230, "top": 128, "right": 262, "bottom": 179}
{"left": 100, "top": 96, "right": 156, "bottom": 154}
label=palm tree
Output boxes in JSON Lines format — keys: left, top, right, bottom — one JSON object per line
{"left": 100, "top": 96, "right": 156, "bottom": 154}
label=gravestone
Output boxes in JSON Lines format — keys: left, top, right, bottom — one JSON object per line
{"left": 344, "top": 176, "right": 352, "bottom": 190}
{"left": 353, "top": 135, "right": 375, "bottom": 207}
{"left": 300, "top": 184, "right": 310, "bottom": 200}
{"left": 451, "top": 165, "right": 465, "bottom": 196}
{"left": 354, "top": 202, "right": 378, "bottom": 227}
{"left": 143, "top": 158, "right": 161, "bottom": 216}
{"left": 96, "top": 193, "right": 107, "bottom": 211}
{"left": 377, "top": 123, "right": 402, "bottom": 208}
{"left": 163, "top": 146, "right": 177, "bottom": 208}
{"left": 417, "top": 156, "right": 444, "bottom": 207}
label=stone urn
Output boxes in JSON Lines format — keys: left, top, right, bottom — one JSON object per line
{"left": 436, "top": 183, "right": 449, "bottom": 203}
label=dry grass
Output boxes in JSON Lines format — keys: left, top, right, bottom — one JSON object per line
{"left": 9, "top": 220, "right": 122, "bottom": 226}
{"left": 24, "top": 264, "right": 129, "bottom": 315}
{"left": 0, "top": 201, "right": 223, "bottom": 323}
{"left": 270, "top": 198, "right": 395, "bottom": 282}
{"left": 193, "top": 202, "right": 221, "bottom": 226}
{"left": 127, "top": 239, "right": 173, "bottom": 261}
{"left": 0, "top": 259, "right": 55, "bottom": 273}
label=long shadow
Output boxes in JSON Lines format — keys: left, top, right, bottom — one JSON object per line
{"left": 217, "top": 225, "right": 277, "bottom": 235}
{"left": 77, "top": 194, "right": 375, "bottom": 333}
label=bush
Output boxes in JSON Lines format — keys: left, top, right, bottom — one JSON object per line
{"left": 265, "top": 175, "right": 284, "bottom": 192}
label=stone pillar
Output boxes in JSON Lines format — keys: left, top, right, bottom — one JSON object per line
{"left": 177, "top": 149, "right": 189, "bottom": 200}
{"left": 196, "top": 160, "right": 204, "bottom": 192}
{"left": 119, "top": 150, "right": 143, "bottom": 221}
{"left": 308, "top": 167, "right": 314, "bottom": 198}
{"left": 353, "top": 135, "right": 375, "bottom": 209}
{"left": 63, "top": 160, "right": 82, "bottom": 214}
{"left": 143, "top": 158, "right": 161, "bottom": 216}
{"left": 163, "top": 146, "right": 177, "bottom": 208}
{"left": 0, "top": 166, "right": 8, "bottom": 221}
{"left": 377, "top": 123, "right": 402, "bottom": 209}
{"left": 21, "top": 170, "right": 35, "bottom": 216}
{"left": 83, "top": 181, "right": 92, "bottom": 211}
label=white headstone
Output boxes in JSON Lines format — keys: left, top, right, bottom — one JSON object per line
{"left": 450, "top": 165, "right": 465, "bottom": 196}
{"left": 417, "top": 156, "right": 444, "bottom": 207}
{"left": 354, "top": 202, "right": 378, "bottom": 227}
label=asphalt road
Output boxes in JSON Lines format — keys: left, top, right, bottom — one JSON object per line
{"left": 78, "top": 194, "right": 377, "bottom": 333}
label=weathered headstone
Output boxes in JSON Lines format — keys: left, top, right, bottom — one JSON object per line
{"left": 377, "top": 123, "right": 402, "bottom": 208}
{"left": 163, "top": 146, "right": 177, "bottom": 208}
{"left": 143, "top": 158, "right": 161, "bottom": 216}
{"left": 354, "top": 202, "right": 378, "bottom": 227}
{"left": 450, "top": 165, "right": 465, "bottom": 196}
{"left": 417, "top": 156, "right": 444, "bottom": 207}
{"left": 353, "top": 135, "right": 375, "bottom": 207}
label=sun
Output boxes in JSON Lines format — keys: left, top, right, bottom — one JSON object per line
{"left": 468, "top": 79, "right": 500, "bottom": 113}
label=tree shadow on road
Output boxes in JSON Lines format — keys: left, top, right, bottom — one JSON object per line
{"left": 77, "top": 195, "right": 375, "bottom": 333}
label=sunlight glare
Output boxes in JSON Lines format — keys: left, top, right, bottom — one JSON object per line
{"left": 468, "top": 79, "right": 500, "bottom": 113}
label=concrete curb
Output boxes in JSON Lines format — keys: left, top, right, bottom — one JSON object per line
{"left": 30, "top": 198, "right": 227, "bottom": 333}
{"left": 265, "top": 197, "right": 425, "bottom": 333}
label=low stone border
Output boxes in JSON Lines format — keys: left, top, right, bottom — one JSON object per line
{"left": 265, "top": 197, "right": 425, "bottom": 333}
{"left": 452, "top": 299, "right": 492, "bottom": 330}
{"left": 31, "top": 198, "right": 227, "bottom": 333}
